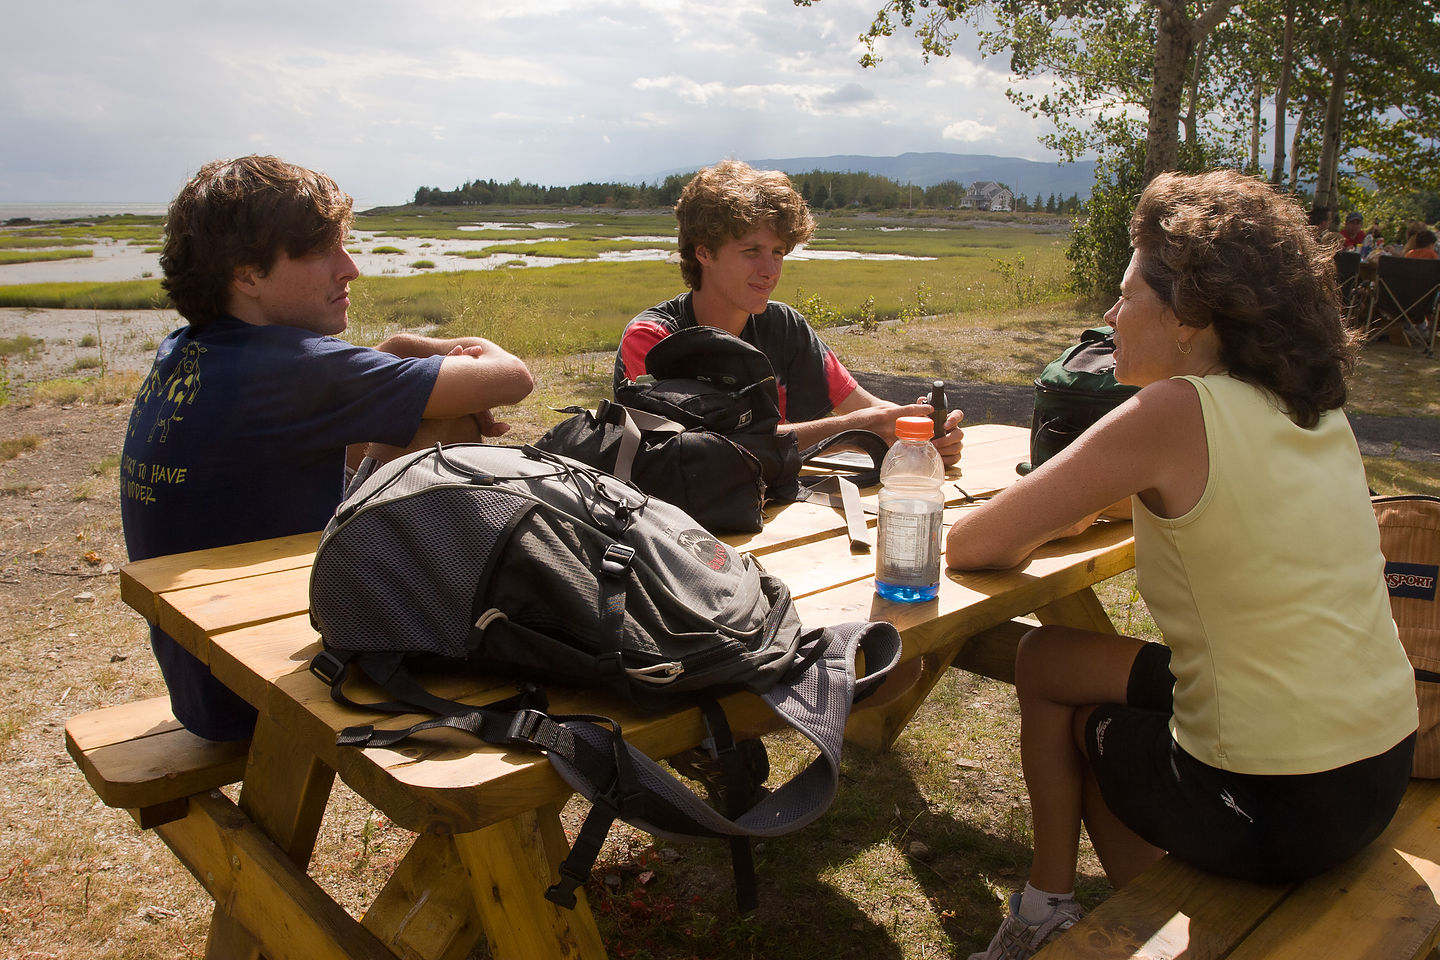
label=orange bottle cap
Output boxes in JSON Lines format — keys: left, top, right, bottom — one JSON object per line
{"left": 895, "top": 416, "right": 933, "bottom": 441}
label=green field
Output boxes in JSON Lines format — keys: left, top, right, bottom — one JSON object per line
{"left": 0, "top": 208, "right": 1075, "bottom": 358}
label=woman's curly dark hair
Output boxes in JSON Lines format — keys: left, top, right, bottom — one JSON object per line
{"left": 160, "top": 156, "right": 353, "bottom": 329}
{"left": 1131, "top": 170, "right": 1354, "bottom": 428}
{"left": 674, "top": 160, "right": 815, "bottom": 291}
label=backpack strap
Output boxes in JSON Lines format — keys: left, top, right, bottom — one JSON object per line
{"left": 791, "top": 430, "right": 891, "bottom": 547}
{"left": 539, "top": 619, "right": 902, "bottom": 907}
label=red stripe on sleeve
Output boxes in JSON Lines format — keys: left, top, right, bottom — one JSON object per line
{"left": 617, "top": 320, "right": 672, "bottom": 382}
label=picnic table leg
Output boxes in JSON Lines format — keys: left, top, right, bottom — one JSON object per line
{"left": 361, "top": 832, "right": 483, "bottom": 960}
{"left": 844, "top": 632, "right": 970, "bottom": 753}
{"left": 1035, "top": 587, "right": 1119, "bottom": 635}
{"left": 204, "top": 713, "right": 338, "bottom": 960}
{"left": 846, "top": 586, "right": 1123, "bottom": 753}
{"left": 453, "top": 801, "right": 609, "bottom": 960}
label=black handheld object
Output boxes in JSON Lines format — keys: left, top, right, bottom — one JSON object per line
{"left": 927, "top": 380, "right": 947, "bottom": 439}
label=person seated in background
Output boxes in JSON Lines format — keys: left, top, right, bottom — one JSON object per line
{"left": 949, "top": 170, "right": 1416, "bottom": 960}
{"left": 1339, "top": 211, "right": 1366, "bottom": 249}
{"left": 1405, "top": 228, "right": 1438, "bottom": 259}
{"left": 612, "top": 159, "right": 964, "bottom": 464}
{"left": 122, "top": 155, "right": 534, "bottom": 742}
{"left": 1307, "top": 204, "right": 1335, "bottom": 238}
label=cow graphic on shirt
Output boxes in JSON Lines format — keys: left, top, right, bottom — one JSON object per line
{"left": 133, "top": 343, "right": 207, "bottom": 443}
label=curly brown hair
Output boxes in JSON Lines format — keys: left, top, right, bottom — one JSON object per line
{"left": 674, "top": 160, "right": 815, "bottom": 290}
{"left": 160, "top": 156, "right": 353, "bottom": 328}
{"left": 1130, "top": 170, "right": 1354, "bottom": 429}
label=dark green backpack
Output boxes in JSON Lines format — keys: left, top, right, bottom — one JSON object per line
{"left": 1017, "top": 327, "right": 1139, "bottom": 475}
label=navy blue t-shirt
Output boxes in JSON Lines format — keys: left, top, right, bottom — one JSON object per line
{"left": 121, "top": 316, "right": 442, "bottom": 740}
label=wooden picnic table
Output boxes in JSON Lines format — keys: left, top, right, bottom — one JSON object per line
{"left": 113, "top": 422, "right": 1137, "bottom": 960}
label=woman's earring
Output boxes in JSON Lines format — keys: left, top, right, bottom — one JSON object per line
{"left": 1176, "top": 339, "right": 1192, "bottom": 356}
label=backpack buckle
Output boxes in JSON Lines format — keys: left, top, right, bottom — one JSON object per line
{"left": 601, "top": 543, "right": 636, "bottom": 578}
{"left": 505, "top": 708, "right": 552, "bottom": 747}
{"left": 309, "top": 650, "right": 346, "bottom": 686}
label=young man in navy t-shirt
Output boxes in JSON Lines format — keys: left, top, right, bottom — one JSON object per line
{"left": 122, "top": 155, "right": 534, "bottom": 741}
{"left": 613, "top": 160, "right": 964, "bottom": 465}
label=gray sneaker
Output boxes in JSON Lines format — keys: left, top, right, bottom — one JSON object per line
{"left": 967, "top": 891, "right": 1086, "bottom": 960}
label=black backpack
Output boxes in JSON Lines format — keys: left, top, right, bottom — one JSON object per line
{"left": 306, "top": 443, "right": 902, "bottom": 909}
{"left": 1018, "top": 326, "right": 1139, "bottom": 474}
{"left": 537, "top": 325, "right": 888, "bottom": 533}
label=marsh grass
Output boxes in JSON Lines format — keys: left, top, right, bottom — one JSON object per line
{"left": 0, "top": 333, "right": 45, "bottom": 359}
{"left": 0, "top": 235, "right": 93, "bottom": 249}
{"left": 480, "top": 237, "right": 676, "bottom": 258}
{"left": 0, "top": 248, "right": 94, "bottom": 265}
{"left": 0, "top": 280, "right": 168, "bottom": 310}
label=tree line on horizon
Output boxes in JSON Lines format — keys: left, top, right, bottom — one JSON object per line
{"left": 411, "top": 170, "right": 1082, "bottom": 215}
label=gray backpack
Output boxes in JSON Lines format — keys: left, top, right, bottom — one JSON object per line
{"left": 307, "top": 443, "right": 901, "bottom": 909}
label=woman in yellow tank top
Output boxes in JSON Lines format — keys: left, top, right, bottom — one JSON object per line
{"left": 951, "top": 170, "right": 1418, "bottom": 960}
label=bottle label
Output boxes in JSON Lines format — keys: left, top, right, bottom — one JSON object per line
{"left": 877, "top": 502, "right": 942, "bottom": 586}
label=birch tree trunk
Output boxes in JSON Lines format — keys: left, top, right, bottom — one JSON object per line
{"left": 1270, "top": 1, "right": 1295, "bottom": 185}
{"left": 1143, "top": 0, "right": 1238, "bottom": 184}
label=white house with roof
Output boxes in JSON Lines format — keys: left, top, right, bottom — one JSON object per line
{"left": 959, "top": 181, "right": 1014, "bottom": 212}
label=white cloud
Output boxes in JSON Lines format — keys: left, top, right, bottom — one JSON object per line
{"left": 943, "top": 120, "right": 1000, "bottom": 142}
{"left": 0, "top": 0, "right": 1067, "bottom": 203}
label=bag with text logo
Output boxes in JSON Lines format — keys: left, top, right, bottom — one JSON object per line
{"left": 307, "top": 442, "right": 901, "bottom": 910}
{"left": 1373, "top": 495, "right": 1440, "bottom": 777}
{"left": 1018, "top": 326, "right": 1139, "bottom": 475}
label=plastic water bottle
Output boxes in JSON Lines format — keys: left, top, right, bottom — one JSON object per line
{"left": 875, "top": 416, "right": 945, "bottom": 603}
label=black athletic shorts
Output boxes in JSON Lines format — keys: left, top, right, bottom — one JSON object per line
{"left": 1085, "top": 642, "right": 1416, "bottom": 883}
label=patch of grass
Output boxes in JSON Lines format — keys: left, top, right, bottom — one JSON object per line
{"left": 409, "top": 259, "right": 436, "bottom": 269}
{"left": 23, "top": 371, "right": 141, "bottom": 407}
{"left": 79, "top": 334, "right": 99, "bottom": 348}
{"left": 1364, "top": 457, "right": 1440, "bottom": 497}
{"left": 0, "top": 279, "right": 168, "bottom": 310}
{"left": 0, "top": 248, "right": 94, "bottom": 265}
{"left": 371, "top": 245, "right": 407, "bottom": 255}
{"left": 70, "top": 356, "right": 103, "bottom": 372}
{"left": 0, "top": 435, "right": 42, "bottom": 461}
{"left": 0, "top": 334, "right": 44, "bottom": 359}
{"left": 0, "top": 481, "right": 40, "bottom": 497}
{"left": 481, "top": 238, "right": 676, "bottom": 259}
{"left": 72, "top": 454, "right": 123, "bottom": 502}
{"left": 0, "top": 235, "right": 91, "bottom": 249}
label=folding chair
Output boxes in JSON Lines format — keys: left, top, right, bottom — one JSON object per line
{"left": 1334, "top": 250, "right": 1364, "bottom": 326}
{"left": 1364, "top": 256, "right": 1440, "bottom": 356}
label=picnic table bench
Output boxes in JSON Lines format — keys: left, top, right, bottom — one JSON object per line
{"left": 67, "top": 423, "right": 1144, "bottom": 959}
{"left": 1036, "top": 776, "right": 1440, "bottom": 959}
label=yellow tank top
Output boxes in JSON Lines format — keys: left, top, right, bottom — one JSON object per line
{"left": 1132, "top": 375, "right": 1416, "bottom": 774}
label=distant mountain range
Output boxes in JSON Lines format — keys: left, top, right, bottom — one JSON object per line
{"left": 641, "top": 152, "right": 1097, "bottom": 200}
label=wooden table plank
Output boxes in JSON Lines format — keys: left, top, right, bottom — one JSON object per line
{"left": 120, "top": 532, "right": 319, "bottom": 622}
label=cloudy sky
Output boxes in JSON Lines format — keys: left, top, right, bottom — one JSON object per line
{"left": 3, "top": 0, "right": 1060, "bottom": 206}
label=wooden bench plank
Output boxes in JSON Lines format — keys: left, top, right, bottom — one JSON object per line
{"left": 1039, "top": 780, "right": 1440, "bottom": 960}
{"left": 1225, "top": 779, "right": 1440, "bottom": 960}
{"left": 1036, "top": 857, "right": 1291, "bottom": 960}
{"left": 65, "top": 696, "right": 248, "bottom": 827}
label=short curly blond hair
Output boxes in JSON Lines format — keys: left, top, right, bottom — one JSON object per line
{"left": 674, "top": 161, "right": 816, "bottom": 290}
